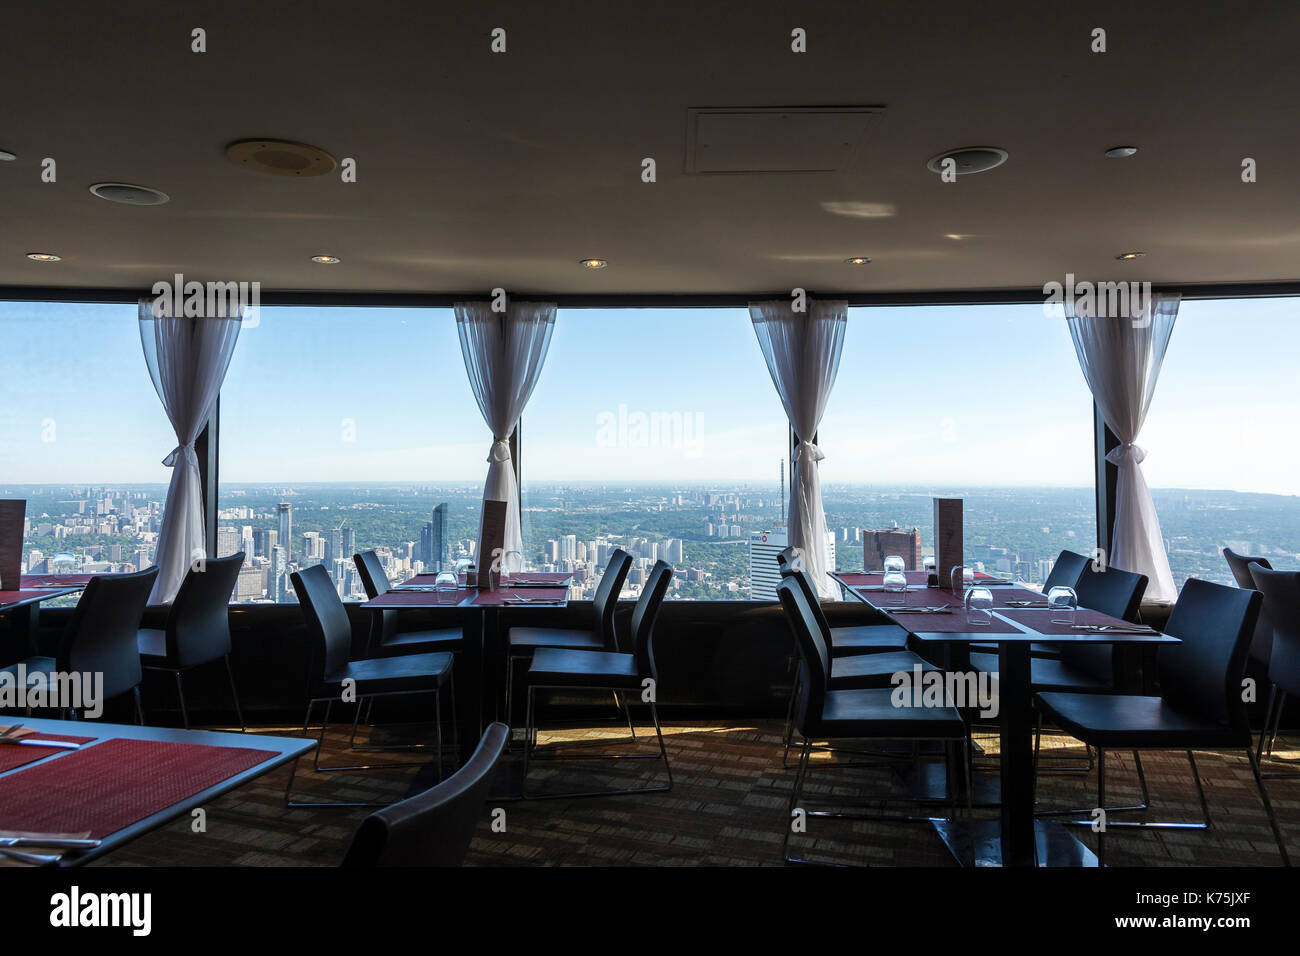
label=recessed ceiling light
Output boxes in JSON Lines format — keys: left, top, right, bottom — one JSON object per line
{"left": 844, "top": 256, "right": 871, "bottom": 265}
{"left": 226, "top": 139, "right": 337, "bottom": 177}
{"left": 0, "top": 148, "right": 16, "bottom": 162}
{"left": 311, "top": 255, "right": 340, "bottom": 264}
{"left": 89, "top": 182, "right": 170, "bottom": 205}
{"left": 580, "top": 258, "right": 607, "bottom": 269}
{"left": 26, "top": 253, "right": 61, "bottom": 261}
{"left": 1115, "top": 251, "right": 1146, "bottom": 261}
{"left": 1104, "top": 146, "right": 1139, "bottom": 158}
{"left": 926, "top": 147, "right": 1008, "bottom": 176}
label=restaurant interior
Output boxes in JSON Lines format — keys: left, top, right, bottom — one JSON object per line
{"left": 2, "top": 0, "right": 1300, "bottom": 909}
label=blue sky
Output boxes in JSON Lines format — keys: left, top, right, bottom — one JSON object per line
{"left": 1, "top": 298, "right": 1297, "bottom": 495}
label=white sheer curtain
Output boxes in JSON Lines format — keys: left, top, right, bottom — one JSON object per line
{"left": 455, "top": 301, "right": 556, "bottom": 562}
{"left": 1066, "top": 293, "right": 1180, "bottom": 604}
{"left": 750, "top": 299, "right": 847, "bottom": 599}
{"left": 138, "top": 298, "right": 243, "bottom": 605}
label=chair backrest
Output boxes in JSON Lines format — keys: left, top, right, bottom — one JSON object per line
{"left": 776, "top": 575, "right": 832, "bottom": 732}
{"left": 1249, "top": 565, "right": 1299, "bottom": 694}
{"left": 339, "top": 722, "right": 509, "bottom": 867}
{"left": 58, "top": 567, "right": 159, "bottom": 702}
{"left": 1225, "top": 547, "right": 1275, "bottom": 664}
{"left": 1074, "top": 562, "right": 1148, "bottom": 623}
{"left": 781, "top": 566, "right": 833, "bottom": 641}
{"left": 353, "top": 550, "right": 392, "bottom": 600}
{"left": 165, "top": 552, "right": 243, "bottom": 667}
{"left": 1158, "top": 577, "right": 1261, "bottom": 731}
{"left": 1043, "top": 549, "right": 1090, "bottom": 593}
{"left": 592, "top": 548, "right": 633, "bottom": 649}
{"left": 776, "top": 546, "right": 797, "bottom": 574}
{"left": 630, "top": 560, "right": 673, "bottom": 680}
{"left": 291, "top": 564, "right": 355, "bottom": 687}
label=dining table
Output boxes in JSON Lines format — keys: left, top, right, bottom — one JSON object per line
{"left": 0, "top": 584, "right": 86, "bottom": 664}
{"left": 832, "top": 570, "right": 1179, "bottom": 867}
{"left": 363, "top": 572, "right": 574, "bottom": 743}
{"left": 0, "top": 717, "right": 314, "bottom": 866}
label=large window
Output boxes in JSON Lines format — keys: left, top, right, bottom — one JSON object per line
{"left": 1140, "top": 296, "right": 1300, "bottom": 588}
{"left": 818, "top": 304, "right": 1098, "bottom": 587}
{"left": 0, "top": 301, "right": 174, "bottom": 586}
{"left": 520, "top": 308, "right": 785, "bottom": 600}
{"left": 216, "top": 306, "right": 485, "bottom": 603}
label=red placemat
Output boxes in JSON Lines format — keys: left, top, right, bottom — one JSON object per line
{"left": 0, "top": 734, "right": 96, "bottom": 774}
{"left": 891, "top": 609, "right": 1022, "bottom": 634}
{"left": 368, "top": 587, "right": 472, "bottom": 608}
{"left": 997, "top": 606, "right": 1154, "bottom": 636}
{"left": 0, "top": 738, "right": 278, "bottom": 838}
{"left": 469, "top": 587, "right": 568, "bottom": 606}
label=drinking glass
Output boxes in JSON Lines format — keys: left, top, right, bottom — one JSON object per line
{"left": 882, "top": 567, "right": 908, "bottom": 600}
{"left": 454, "top": 557, "right": 472, "bottom": 585}
{"left": 434, "top": 570, "right": 459, "bottom": 591}
{"left": 1048, "top": 586, "right": 1078, "bottom": 626}
{"left": 883, "top": 554, "right": 905, "bottom": 574}
{"left": 501, "top": 550, "right": 523, "bottom": 586}
{"left": 965, "top": 586, "right": 994, "bottom": 626}
{"left": 950, "top": 565, "right": 966, "bottom": 594}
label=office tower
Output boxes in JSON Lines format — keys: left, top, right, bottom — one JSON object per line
{"left": 431, "top": 503, "right": 447, "bottom": 570}
{"left": 561, "top": 535, "right": 577, "bottom": 562}
{"left": 419, "top": 522, "right": 433, "bottom": 568}
{"left": 133, "top": 549, "right": 150, "bottom": 571}
{"left": 269, "top": 545, "right": 288, "bottom": 603}
{"left": 302, "top": 531, "right": 323, "bottom": 560}
{"left": 235, "top": 565, "right": 265, "bottom": 602}
{"left": 748, "top": 528, "right": 836, "bottom": 601}
{"left": 277, "top": 503, "right": 292, "bottom": 559}
{"left": 216, "top": 526, "right": 239, "bottom": 558}
{"left": 342, "top": 527, "right": 355, "bottom": 562}
{"left": 326, "top": 528, "right": 343, "bottom": 565}
{"left": 863, "top": 526, "right": 923, "bottom": 571}
{"left": 240, "top": 525, "right": 255, "bottom": 557}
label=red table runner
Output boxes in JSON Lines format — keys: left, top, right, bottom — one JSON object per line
{"left": 368, "top": 588, "right": 473, "bottom": 608}
{"left": 0, "top": 734, "right": 96, "bottom": 773}
{"left": 997, "top": 606, "right": 1150, "bottom": 636}
{"left": 0, "top": 738, "right": 278, "bottom": 838}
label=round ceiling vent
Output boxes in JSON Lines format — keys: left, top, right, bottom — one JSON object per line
{"left": 89, "top": 182, "right": 170, "bottom": 205}
{"left": 926, "top": 146, "right": 1009, "bottom": 176}
{"left": 226, "top": 139, "right": 337, "bottom": 177}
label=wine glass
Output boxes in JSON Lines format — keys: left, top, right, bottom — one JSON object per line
{"left": 1048, "top": 586, "right": 1078, "bottom": 626}
{"left": 965, "top": 586, "right": 994, "bottom": 626}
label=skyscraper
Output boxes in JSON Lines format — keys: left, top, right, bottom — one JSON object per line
{"left": 863, "top": 526, "right": 923, "bottom": 571}
{"left": 748, "top": 528, "right": 836, "bottom": 601}
{"left": 431, "top": 503, "right": 447, "bottom": 571}
{"left": 277, "top": 503, "right": 292, "bottom": 560}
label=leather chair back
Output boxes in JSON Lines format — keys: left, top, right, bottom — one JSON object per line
{"left": 291, "top": 564, "right": 355, "bottom": 689}
{"left": 776, "top": 576, "right": 832, "bottom": 735}
{"left": 165, "top": 552, "right": 243, "bottom": 667}
{"left": 340, "top": 722, "right": 509, "bottom": 866}
{"left": 1225, "top": 547, "right": 1275, "bottom": 665}
{"left": 593, "top": 548, "right": 633, "bottom": 649}
{"left": 1074, "top": 562, "right": 1147, "bottom": 622}
{"left": 631, "top": 560, "right": 673, "bottom": 681}
{"left": 58, "top": 567, "right": 159, "bottom": 702}
{"left": 1158, "top": 578, "right": 1260, "bottom": 732}
{"left": 353, "top": 550, "right": 392, "bottom": 600}
{"left": 1043, "top": 549, "right": 1090, "bottom": 593}
{"left": 1249, "top": 566, "right": 1300, "bottom": 696}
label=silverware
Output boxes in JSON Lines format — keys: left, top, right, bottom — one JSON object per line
{"left": 0, "top": 846, "right": 61, "bottom": 865}
{"left": 0, "top": 738, "right": 83, "bottom": 750}
{"left": 888, "top": 606, "right": 953, "bottom": 614}
{"left": 0, "top": 836, "right": 100, "bottom": 849}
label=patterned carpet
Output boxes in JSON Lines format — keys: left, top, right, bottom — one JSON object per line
{"left": 88, "top": 718, "right": 1299, "bottom": 867}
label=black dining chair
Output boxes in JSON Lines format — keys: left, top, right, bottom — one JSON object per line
{"left": 339, "top": 722, "right": 509, "bottom": 867}
{"left": 778, "top": 565, "right": 939, "bottom": 767}
{"left": 1043, "top": 549, "right": 1092, "bottom": 593}
{"left": 1033, "top": 578, "right": 1289, "bottom": 866}
{"left": 1226, "top": 547, "right": 1275, "bottom": 666}
{"left": 284, "top": 564, "right": 456, "bottom": 808}
{"left": 776, "top": 574, "right": 972, "bottom": 865}
{"left": 353, "top": 550, "right": 463, "bottom": 653}
{"left": 521, "top": 560, "right": 673, "bottom": 799}
{"left": 1249, "top": 565, "right": 1300, "bottom": 770}
{"left": 3, "top": 568, "right": 158, "bottom": 722}
{"left": 505, "top": 548, "right": 634, "bottom": 730}
{"left": 137, "top": 552, "right": 245, "bottom": 731}
{"left": 776, "top": 547, "right": 911, "bottom": 656}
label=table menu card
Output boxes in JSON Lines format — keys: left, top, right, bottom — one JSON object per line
{"left": 933, "top": 497, "right": 963, "bottom": 589}
{"left": 476, "top": 499, "right": 508, "bottom": 591}
{"left": 0, "top": 500, "right": 25, "bottom": 591}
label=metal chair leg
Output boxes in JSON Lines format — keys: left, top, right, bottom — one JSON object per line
{"left": 1097, "top": 747, "right": 1106, "bottom": 867}
{"left": 224, "top": 654, "right": 245, "bottom": 732}
{"left": 283, "top": 698, "right": 402, "bottom": 809}
{"left": 1246, "top": 747, "right": 1290, "bottom": 866}
{"left": 174, "top": 671, "right": 189, "bottom": 730}
{"left": 133, "top": 686, "right": 145, "bottom": 726}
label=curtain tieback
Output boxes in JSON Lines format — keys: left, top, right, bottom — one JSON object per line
{"left": 162, "top": 441, "right": 198, "bottom": 468}
{"left": 793, "top": 439, "right": 825, "bottom": 465}
{"left": 1105, "top": 442, "right": 1146, "bottom": 467}
{"left": 487, "top": 438, "right": 512, "bottom": 464}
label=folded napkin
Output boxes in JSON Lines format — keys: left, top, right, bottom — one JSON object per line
{"left": 0, "top": 725, "right": 36, "bottom": 742}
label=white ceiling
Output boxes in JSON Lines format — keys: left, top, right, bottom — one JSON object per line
{"left": 2, "top": 0, "right": 1298, "bottom": 296}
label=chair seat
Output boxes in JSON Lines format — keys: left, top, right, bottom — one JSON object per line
{"left": 137, "top": 628, "right": 168, "bottom": 664}
{"left": 325, "top": 652, "right": 454, "bottom": 696}
{"left": 828, "top": 624, "right": 910, "bottom": 656}
{"left": 1034, "top": 691, "right": 1247, "bottom": 749}
{"left": 0, "top": 656, "right": 54, "bottom": 685}
{"left": 805, "top": 687, "right": 967, "bottom": 739}
{"left": 509, "top": 627, "right": 604, "bottom": 652}
{"left": 381, "top": 627, "right": 463, "bottom": 651}
{"left": 527, "top": 648, "right": 639, "bottom": 688}
{"left": 830, "top": 650, "right": 937, "bottom": 689}
{"left": 969, "top": 652, "right": 1109, "bottom": 692}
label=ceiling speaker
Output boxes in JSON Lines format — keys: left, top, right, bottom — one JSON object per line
{"left": 926, "top": 147, "right": 1009, "bottom": 176}
{"left": 225, "top": 139, "right": 337, "bottom": 177}
{"left": 89, "top": 182, "right": 170, "bottom": 205}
